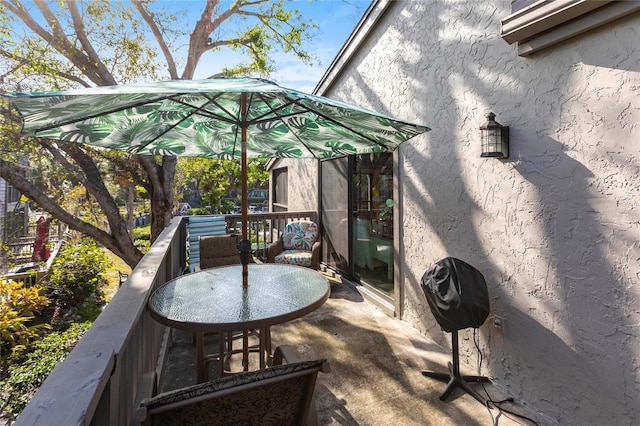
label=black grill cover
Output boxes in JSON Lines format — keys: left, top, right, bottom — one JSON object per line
{"left": 421, "top": 257, "right": 490, "bottom": 332}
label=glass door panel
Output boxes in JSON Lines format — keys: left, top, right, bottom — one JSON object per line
{"left": 321, "top": 157, "right": 349, "bottom": 274}
{"left": 353, "top": 153, "right": 394, "bottom": 297}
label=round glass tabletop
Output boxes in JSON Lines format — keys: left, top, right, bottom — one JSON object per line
{"left": 148, "top": 264, "right": 330, "bottom": 332}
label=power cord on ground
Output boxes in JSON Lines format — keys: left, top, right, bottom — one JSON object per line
{"left": 473, "top": 329, "right": 540, "bottom": 426}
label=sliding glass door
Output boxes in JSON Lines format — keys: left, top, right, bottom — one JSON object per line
{"left": 352, "top": 153, "right": 394, "bottom": 297}
{"left": 321, "top": 153, "right": 395, "bottom": 299}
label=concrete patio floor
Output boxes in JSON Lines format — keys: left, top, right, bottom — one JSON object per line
{"left": 162, "top": 276, "right": 541, "bottom": 426}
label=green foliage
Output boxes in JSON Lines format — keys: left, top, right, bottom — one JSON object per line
{"left": 189, "top": 207, "right": 210, "bottom": 215}
{"left": 45, "top": 239, "right": 109, "bottom": 308}
{"left": 219, "top": 199, "right": 236, "bottom": 214}
{"left": 0, "top": 322, "right": 92, "bottom": 415}
{"left": 133, "top": 239, "right": 150, "bottom": 252}
{"left": 247, "top": 159, "right": 270, "bottom": 187}
{"left": 176, "top": 158, "right": 269, "bottom": 211}
{"left": 0, "top": 242, "right": 110, "bottom": 418}
{"left": 0, "top": 280, "right": 51, "bottom": 355}
{"left": 133, "top": 225, "right": 151, "bottom": 252}
{"left": 76, "top": 303, "right": 103, "bottom": 323}
{"left": 220, "top": 0, "right": 317, "bottom": 76}
{"left": 132, "top": 225, "right": 151, "bottom": 241}
{"left": 1, "top": 1, "right": 162, "bottom": 88}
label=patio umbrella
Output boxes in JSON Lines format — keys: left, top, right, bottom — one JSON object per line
{"left": 3, "top": 77, "right": 429, "bottom": 286}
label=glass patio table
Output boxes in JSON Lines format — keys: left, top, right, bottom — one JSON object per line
{"left": 148, "top": 263, "right": 330, "bottom": 382}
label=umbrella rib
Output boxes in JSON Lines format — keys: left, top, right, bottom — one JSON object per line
{"left": 254, "top": 92, "right": 392, "bottom": 157}
{"left": 246, "top": 96, "right": 299, "bottom": 124}
{"left": 32, "top": 92, "right": 241, "bottom": 134}
{"left": 174, "top": 92, "right": 249, "bottom": 159}
{"left": 255, "top": 92, "right": 393, "bottom": 154}
{"left": 133, "top": 95, "right": 232, "bottom": 153}
{"left": 290, "top": 98, "right": 391, "bottom": 149}
{"left": 171, "top": 91, "right": 252, "bottom": 158}
{"left": 253, "top": 93, "right": 323, "bottom": 159}
{"left": 184, "top": 92, "right": 244, "bottom": 126}
{"left": 15, "top": 80, "right": 427, "bottom": 161}
{"left": 198, "top": 91, "right": 292, "bottom": 128}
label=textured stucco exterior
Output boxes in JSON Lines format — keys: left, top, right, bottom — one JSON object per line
{"left": 306, "top": 1, "right": 640, "bottom": 425}
{"left": 270, "top": 158, "right": 319, "bottom": 211}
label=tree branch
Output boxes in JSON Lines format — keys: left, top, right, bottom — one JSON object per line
{"left": 32, "top": 1, "right": 103, "bottom": 84}
{"left": 66, "top": 1, "right": 116, "bottom": 85}
{"left": 136, "top": 154, "right": 175, "bottom": 241}
{"left": 38, "top": 139, "right": 84, "bottom": 187}
{"left": 2, "top": 0, "right": 109, "bottom": 86}
{"left": 58, "top": 142, "right": 129, "bottom": 235}
{"left": 236, "top": 9, "right": 310, "bottom": 59}
{"left": 0, "top": 47, "right": 92, "bottom": 87}
{"left": 182, "top": 0, "right": 218, "bottom": 79}
{"left": 132, "top": 1, "right": 179, "bottom": 80}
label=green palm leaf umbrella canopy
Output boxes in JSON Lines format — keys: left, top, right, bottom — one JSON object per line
{"left": 3, "top": 77, "right": 429, "bottom": 285}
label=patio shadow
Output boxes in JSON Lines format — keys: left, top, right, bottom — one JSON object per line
{"left": 163, "top": 280, "right": 539, "bottom": 425}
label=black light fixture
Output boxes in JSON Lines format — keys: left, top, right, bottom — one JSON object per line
{"left": 480, "top": 112, "right": 509, "bottom": 158}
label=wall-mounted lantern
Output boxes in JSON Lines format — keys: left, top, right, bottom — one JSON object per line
{"left": 480, "top": 112, "right": 509, "bottom": 158}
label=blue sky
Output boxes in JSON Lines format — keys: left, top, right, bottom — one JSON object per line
{"left": 181, "top": 0, "right": 370, "bottom": 92}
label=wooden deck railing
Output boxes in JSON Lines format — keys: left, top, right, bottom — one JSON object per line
{"left": 14, "top": 217, "right": 187, "bottom": 426}
{"left": 13, "top": 211, "right": 317, "bottom": 426}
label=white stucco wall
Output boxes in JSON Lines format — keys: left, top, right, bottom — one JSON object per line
{"left": 317, "top": 1, "right": 640, "bottom": 425}
{"left": 270, "top": 158, "right": 319, "bottom": 212}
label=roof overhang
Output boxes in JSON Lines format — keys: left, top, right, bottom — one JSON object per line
{"left": 501, "top": 0, "right": 640, "bottom": 56}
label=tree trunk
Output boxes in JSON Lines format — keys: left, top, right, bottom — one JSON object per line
{"left": 138, "top": 155, "right": 176, "bottom": 242}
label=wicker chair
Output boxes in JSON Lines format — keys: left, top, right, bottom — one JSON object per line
{"left": 267, "top": 221, "right": 321, "bottom": 270}
{"left": 199, "top": 234, "right": 241, "bottom": 269}
{"left": 136, "top": 345, "right": 329, "bottom": 426}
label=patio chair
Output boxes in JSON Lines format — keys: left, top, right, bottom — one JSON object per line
{"left": 136, "top": 345, "right": 330, "bottom": 426}
{"left": 267, "top": 221, "right": 321, "bottom": 270}
{"left": 199, "top": 234, "right": 241, "bottom": 269}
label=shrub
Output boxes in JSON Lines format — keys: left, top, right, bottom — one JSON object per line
{"left": 0, "top": 280, "right": 51, "bottom": 355}
{"left": 133, "top": 238, "right": 151, "bottom": 252}
{"left": 0, "top": 322, "right": 91, "bottom": 415}
{"left": 132, "top": 225, "right": 151, "bottom": 241}
{"left": 189, "top": 207, "right": 210, "bottom": 215}
{"left": 45, "top": 239, "right": 109, "bottom": 308}
{"left": 133, "top": 225, "right": 151, "bottom": 253}
{"left": 219, "top": 199, "right": 236, "bottom": 214}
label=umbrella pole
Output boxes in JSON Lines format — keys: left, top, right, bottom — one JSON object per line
{"left": 239, "top": 93, "right": 250, "bottom": 288}
{"left": 240, "top": 93, "right": 250, "bottom": 369}
{"left": 240, "top": 129, "right": 249, "bottom": 287}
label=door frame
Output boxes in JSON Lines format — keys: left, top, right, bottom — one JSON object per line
{"left": 318, "top": 152, "right": 404, "bottom": 318}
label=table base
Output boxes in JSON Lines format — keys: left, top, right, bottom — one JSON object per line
{"left": 196, "top": 327, "right": 272, "bottom": 382}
